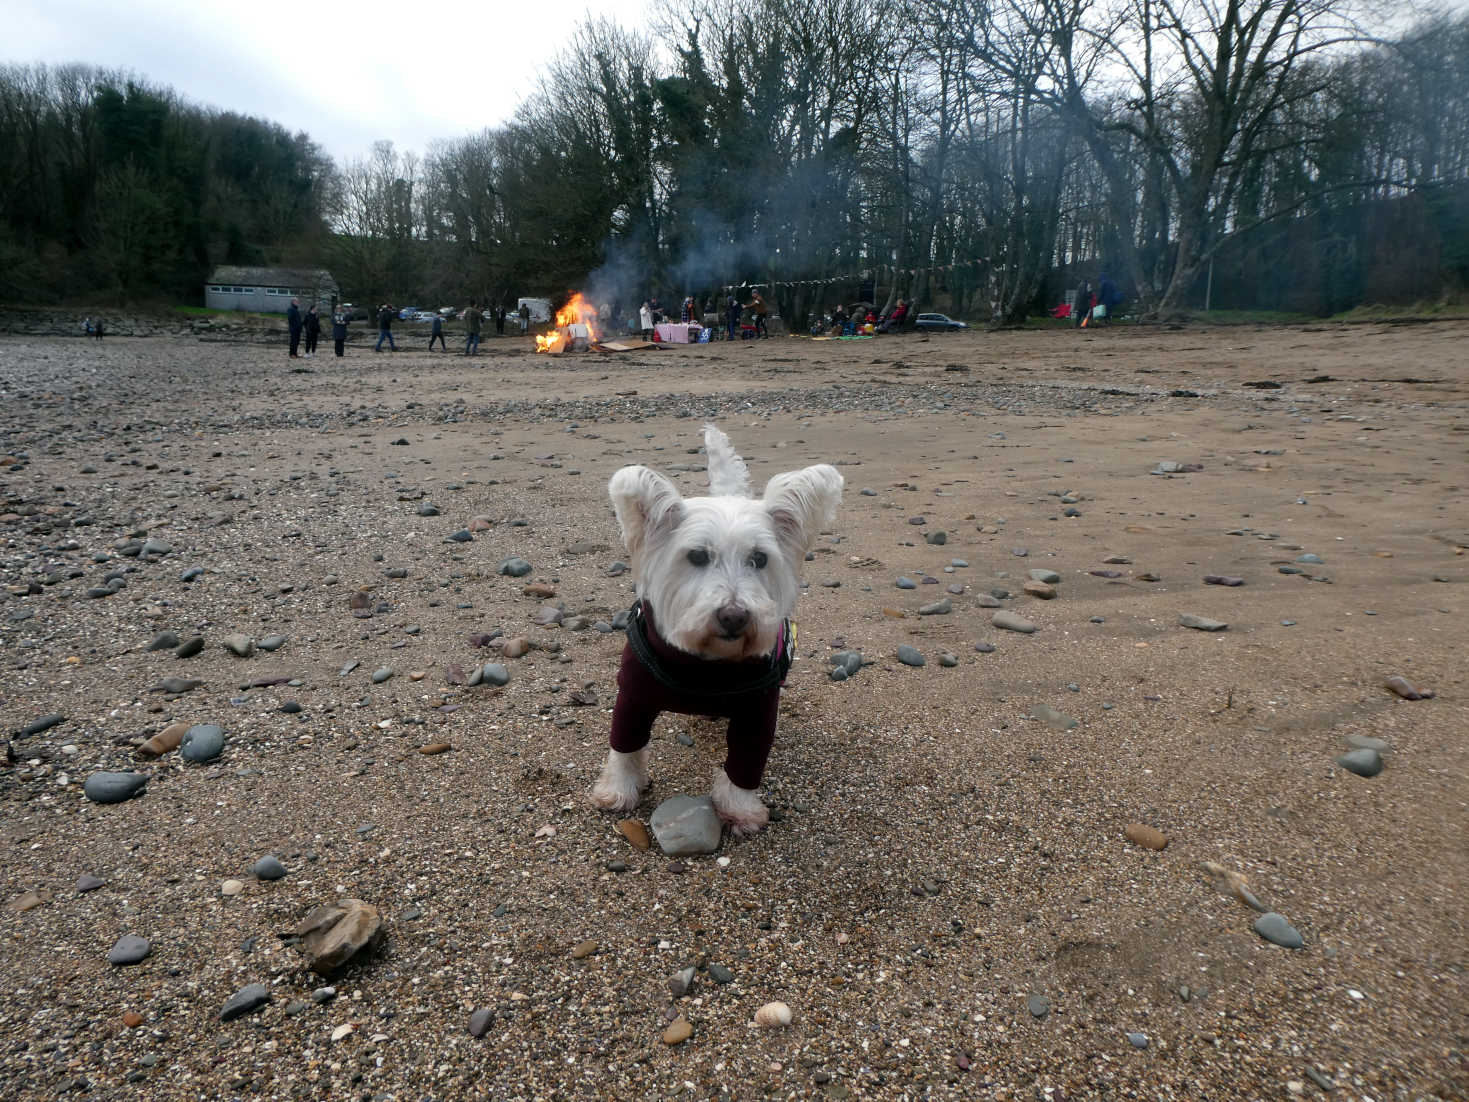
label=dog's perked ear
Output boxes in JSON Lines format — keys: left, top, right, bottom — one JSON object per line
{"left": 609, "top": 465, "right": 685, "bottom": 561}
{"left": 763, "top": 464, "right": 844, "bottom": 556}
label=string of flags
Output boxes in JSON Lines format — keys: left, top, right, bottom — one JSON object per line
{"left": 722, "top": 255, "right": 993, "bottom": 292}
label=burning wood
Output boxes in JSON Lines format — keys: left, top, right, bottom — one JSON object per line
{"left": 535, "top": 292, "right": 600, "bottom": 353}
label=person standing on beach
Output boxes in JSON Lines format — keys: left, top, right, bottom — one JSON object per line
{"left": 464, "top": 302, "right": 481, "bottom": 355}
{"left": 332, "top": 307, "right": 348, "bottom": 357}
{"left": 430, "top": 311, "right": 447, "bottom": 352}
{"left": 745, "top": 290, "right": 768, "bottom": 338}
{"left": 495, "top": 304, "right": 506, "bottom": 335}
{"left": 375, "top": 304, "right": 397, "bottom": 352}
{"left": 287, "top": 297, "right": 303, "bottom": 358}
{"left": 303, "top": 305, "right": 321, "bottom": 357}
{"left": 518, "top": 302, "right": 531, "bottom": 335}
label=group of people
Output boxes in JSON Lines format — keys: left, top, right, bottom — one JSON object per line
{"left": 810, "top": 298, "right": 910, "bottom": 336}
{"left": 636, "top": 290, "right": 770, "bottom": 341}
{"left": 81, "top": 316, "right": 105, "bottom": 340}
{"left": 289, "top": 300, "right": 537, "bottom": 359}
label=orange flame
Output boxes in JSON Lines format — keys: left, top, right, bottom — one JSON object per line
{"left": 535, "top": 292, "right": 600, "bottom": 352}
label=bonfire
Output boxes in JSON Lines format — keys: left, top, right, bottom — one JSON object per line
{"left": 535, "top": 292, "right": 600, "bottom": 353}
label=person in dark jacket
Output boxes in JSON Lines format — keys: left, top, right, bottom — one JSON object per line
{"left": 375, "top": 305, "right": 397, "bottom": 352}
{"left": 429, "top": 312, "right": 447, "bottom": 352}
{"left": 287, "top": 297, "right": 303, "bottom": 358}
{"left": 303, "top": 305, "right": 321, "bottom": 357}
{"left": 331, "top": 307, "right": 348, "bottom": 357}
{"left": 726, "top": 295, "right": 741, "bottom": 340}
{"left": 464, "top": 302, "right": 482, "bottom": 355}
{"left": 495, "top": 305, "right": 506, "bottom": 335}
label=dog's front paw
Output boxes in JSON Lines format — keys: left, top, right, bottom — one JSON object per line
{"left": 589, "top": 749, "right": 649, "bottom": 812}
{"left": 710, "top": 768, "right": 769, "bottom": 836}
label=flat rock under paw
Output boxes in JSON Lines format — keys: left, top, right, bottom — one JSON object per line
{"left": 650, "top": 795, "right": 723, "bottom": 856}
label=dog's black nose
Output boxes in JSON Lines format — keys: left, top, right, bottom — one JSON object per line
{"left": 715, "top": 604, "right": 750, "bottom": 637}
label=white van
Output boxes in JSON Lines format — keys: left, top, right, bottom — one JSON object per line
{"left": 517, "top": 297, "right": 553, "bottom": 323}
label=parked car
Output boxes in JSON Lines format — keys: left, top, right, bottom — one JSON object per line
{"left": 397, "top": 306, "right": 418, "bottom": 320}
{"left": 914, "top": 312, "right": 968, "bottom": 331}
{"left": 412, "top": 311, "right": 438, "bottom": 323}
{"left": 438, "top": 306, "right": 456, "bottom": 318}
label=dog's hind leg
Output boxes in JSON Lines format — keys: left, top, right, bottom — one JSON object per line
{"left": 589, "top": 748, "right": 650, "bottom": 812}
{"left": 710, "top": 767, "right": 769, "bottom": 836}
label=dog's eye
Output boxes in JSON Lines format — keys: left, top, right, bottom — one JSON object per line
{"left": 686, "top": 548, "right": 710, "bottom": 567}
{"left": 749, "top": 550, "right": 768, "bottom": 569}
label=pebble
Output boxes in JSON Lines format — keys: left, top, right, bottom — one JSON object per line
{"left": 1336, "top": 748, "right": 1383, "bottom": 777}
{"left": 924, "top": 530, "right": 947, "bottom": 545}
{"left": 1126, "top": 1032, "right": 1149, "bottom": 1049}
{"left": 258, "top": 635, "right": 288, "bottom": 652}
{"left": 1179, "top": 614, "right": 1228, "bottom": 631}
{"left": 151, "top": 676, "right": 202, "bottom": 694}
{"left": 1203, "top": 575, "right": 1244, "bottom": 586}
{"left": 1011, "top": 547, "right": 1028, "bottom": 557}
{"left": 917, "top": 598, "right": 951, "bottom": 615}
{"left": 251, "top": 855, "right": 287, "bottom": 880}
{"left": 293, "top": 897, "right": 384, "bottom": 976}
{"left": 480, "top": 663, "right": 510, "bottom": 687}
{"left": 220, "top": 983, "right": 271, "bottom": 1021}
{"left": 570, "top": 939, "right": 598, "bottom": 959}
{"left": 1023, "top": 580, "right": 1056, "bottom": 599}
{"left": 180, "top": 724, "right": 225, "bottom": 763}
{"left": 668, "top": 967, "right": 696, "bottom": 998}
{"left": 221, "top": 879, "right": 245, "bottom": 896}
{"left": 662, "top": 1016, "right": 692, "bottom": 1045}
{"left": 1028, "top": 569, "right": 1060, "bottom": 584}
{"left": 1254, "top": 912, "right": 1305, "bottom": 949}
{"left": 501, "top": 637, "right": 531, "bottom": 659}
{"left": 974, "top": 642, "right": 995, "bottom": 653}
{"left": 371, "top": 667, "right": 393, "bottom": 684}
{"left": 896, "top": 645, "right": 925, "bottom": 667}
{"left": 221, "top": 633, "right": 254, "bottom": 657}
{"left": 829, "top": 651, "right": 863, "bottom": 678}
{"left": 19, "top": 713, "right": 65, "bottom": 737}
{"left": 708, "top": 963, "right": 735, "bottom": 984}
{"left": 447, "top": 529, "right": 473, "bottom": 542}
{"left": 650, "top": 795, "right": 722, "bottom": 856}
{"left": 468, "top": 1008, "right": 494, "bottom": 1037}
{"left": 895, "top": 576, "right": 917, "bottom": 590}
{"left": 992, "top": 611, "right": 1036, "bottom": 634}
{"left": 1124, "top": 823, "right": 1169, "bottom": 850}
{"left": 939, "top": 652, "right": 958, "bottom": 667}
{"left": 146, "top": 631, "right": 180, "bottom": 652}
{"left": 1027, "top": 994, "right": 1049, "bottom": 1019}
{"left": 107, "top": 935, "right": 151, "bottom": 966}
{"left": 1384, "top": 674, "right": 1434, "bottom": 700}
{"left": 76, "top": 875, "right": 105, "bottom": 893}
{"left": 84, "top": 771, "right": 148, "bottom": 804}
{"left": 1297, "top": 553, "right": 1324, "bottom": 564}
{"left": 974, "top": 593, "right": 1001, "bottom": 608}
{"left": 498, "top": 557, "right": 533, "bottom": 577}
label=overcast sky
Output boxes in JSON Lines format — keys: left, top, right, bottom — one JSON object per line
{"left": 10, "top": 0, "right": 654, "bottom": 163}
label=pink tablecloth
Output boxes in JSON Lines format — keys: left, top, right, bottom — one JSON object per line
{"left": 654, "top": 323, "right": 699, "bottom": 344}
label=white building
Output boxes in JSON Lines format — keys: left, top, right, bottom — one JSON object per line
{"left": 204, "top": 267, "right": 339, "bottom": 314}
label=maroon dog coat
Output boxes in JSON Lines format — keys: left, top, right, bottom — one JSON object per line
{"left": 608, "top": 599, "right": 793, "bottom": 790}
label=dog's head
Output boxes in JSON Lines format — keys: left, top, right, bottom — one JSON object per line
{"left": 610, "top": 425, "right": 842, "bottom": 660}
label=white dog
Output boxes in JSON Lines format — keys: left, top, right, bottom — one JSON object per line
{"left": 589, "top": 424, "right": 843, "bottom": 834}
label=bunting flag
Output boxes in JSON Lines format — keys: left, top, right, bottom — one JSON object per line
{"left": 720, "top": 255, "right": 992, "bottom": 293}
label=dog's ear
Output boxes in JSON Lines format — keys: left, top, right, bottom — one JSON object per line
{"left": 763, "top": 464, "right": 843, "bottom": 556}
{"left": 609, "top": 465, "right": 685, "bottom": 560}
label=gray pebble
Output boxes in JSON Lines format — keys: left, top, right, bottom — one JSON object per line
{"left": 258, "top": 635, "right": 287, "bottom": 652}
{"left": 174, "top": 636, "right": 204, "bottom": 659}
{"left": 1253, "top": 912, "right": 1305, "bottom": 949}
{"left": 146, "top": 631, "right": 180, "bottom": 652}
{"left": 918, "top": 598, "right": 952, "bottom": 616}
{"left": 896, "top": 645, "right": 925, "bottom": 667}
{"left": 974, "top": 593, "right": 1001, "bottom": 608}
{"left": 1027, "top": 994, "right": 1049, "bottom": 1019}
{"left": 76, "top": 875, "right": 106, "bottom": 893}
{"left": 220, "top": 983, "right": 271, "bottom": 1021}
{"left": 859, "top": 488, "right": 877, "bottom": 496}
{"left": 481, "top": 663, "right": 510, "bottom": 687}
{"left": 417, "top": 501, "right": 440, "bottom": 516}
{"left": 668, "top": 967, "right": 696, "bottom": 998}
{"left": 1336, "top": 748, "right": 1383, "bottom": 777}
{"left": 650, "top": 795, "right": 722, "bottom": 856}
{"left": 221, "top": 633, "right": 254, "bottom": 658}
{"left": 924, "top": 530, "right": 947, "bottom": 545}
{"left": 708, "top": 963, "right": 735, "bottom": 984}
{"left": 1179, "top": 614, "right": 1228, "bottom": 631}
{"left": 447, "top": 529, "right": 473, "bottom": 542}
{"left": 939, "top": 653, "right": 958, "bottom": 667}
{"left": 974, "top": 642, "right": 995, "bottom": 653}
{"left": 84, "top": 771, "right": 148, "bottom": 804}
{"left": 372, "top": 667, "right": 393, "bottom": 684}
{"left": 498, "top": 557, "right": 533, "bottom": 577}
{"left": 107, "top": 934, "right": 151, "bottom": 965}
{"left": 468, "top": 1007, "right": 494, "bottom": 1037}
{"left": 1126, "top": 1032, "right": 1149, "bottom": 1049}
{"left": 992, "top": 610, "right": 1037, "bottom": 634}
{"left": 1012, "top": 548, "right": 1028, "bottom": 557}
{"left": 180, "top": 724, "right": 225, "bottom": 763}
{"left": 1028, "top": 569, "right": 1060, "bottom": 584}
{"left": 251, "top": 855, "right": 287, "bottom": 880}
{"left": 1297, "top": 553, "right": 1324, "bottom": 564}
{"left": 895, "top": 577, "right": 917, "bottom": 590}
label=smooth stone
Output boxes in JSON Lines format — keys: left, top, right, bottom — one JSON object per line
{"left": 1297, "top": 553, "right": 1324, "bottom": 564}
{"left": 1336, "top": 748, "right": 1383, "bottom": 777}
{"left": 138, "top": 722, "right": 189, "bottom": 758}
{"left": 501, "top": 637, "right": 531, "bottom": 658}
{"left": 650, "top": 795, "right": 723, "bottom": 856}
{"left": 468, "top": 1008, "right": 494, "bottom": 1037}
{"left": 1027, "top": 994, "right": 1049, "bottom": 1019}
{"left": 1384, "top": 674, "right": 1434, "bottom": 700}
{"left": 829, "top": 651, "right": 863, "bottom": 677}
{"left": 371, "top": 667, "right": 393, "bottom": 684}
{"left": 951, "top": 559, "right": 968, "bottom": 567}
{"left": 1127, "top": 1032, "right": 1149, "bottom": 1049}
{"left": 1011, "top": 548, "right": 1028, "bottom": 557}
{"left": 221, "top": 634, "right": 254, "bottom": 658}
{"left": 480, "top": 663, "right": 510, "bottom": 687}
{"left": 76, "top": 875, "right": 105, "bottom": 893}
{"left": 992, "top": 611, "right": 1037, "bottom": 634}
{"left": 1023, "top": 580, "right": 1056, "bottom": 599}
{"left": 974, "top": 642, "right": 996, "bottom": 653}
{"left": 498, "top": 557, "right": 533, "bottom": 577}
{"left": 1179, "top": 614, "right": 1227, "bottom": 631}
{"left": 570, "top": 939, "right": 598, "bottom": 959}
{"left": 146, "top": 631, "right": 180, "bottom": 652}
{"left": 107, "top": 934, "right": 151, "bottom": 965}
{"left": 895, "top": 577, "right": 917, "bottom": 590}
{"left": 447, "top": 529, "right": 473, "bottom": 542}
{"left": 151, "top": 676, "right": 202, "bottom": 694}
{"left": 1033, "top": 703, "right": 1078, "bottom": 732}
{"left": 1254, "top": 912, "right": 1305, "bottom": 949}
{"left": 896, "top": 645, "right": 925, "bottom": 667}
{"left": 708, "top": 962, "right": 735, "bottom": 984}
{"left": 220, "top": 983, "right": 271, "bottom": 1021}
{"left": 974, "top": 593, "right": 1001, "bottom": 608}
{"left": 1124, "top": 823, "right": 1168, "bottom": 850}
{"left": 180, "top": 724, "right": 225, "bottom": 763}
{"left": 19, "top": 713, "right": 65, "bottom": 737}
{"left": 917, "top": 598, "right": 952, "bottom": 615}
{"left": 1203, "top": 575, "right": 1245, "bottom": 587}
{"left": 293, "top": 898, "right": 384, "bottom": 976}
{"left": 417, "top": 502, "right": 440, "bottom": 516}
{"left": 251, "top": 855, "right": 287, "bottom": 880}
{"left": 1028, "top": 569, "right": 1060, "bottom": 584}
{"left": 939, "top": 652, "right": 958, "bottom": 667}
{"left": 221, "top": 879, "right": 245, "bottom": 896}
{"left": 140, "top": 539, "right": 172, "bottom": 557}
{"left": 616, "top": 819, "right": 651, "bottom": 850}
{"left": 174, "top": 636, "right": 205, "bottom": 659}
{"left": 258, "top": 635, "right": 288, "bottom": 652}
{"left": 668, "top": 966, "right": 696, "bottom": 998}
{"left": 662, "top": 1016, "right": 692, "bottom": 1045}
{"left": 924, "top": 530, "right": 947, "bottom": 545}
{"left": 84, "top": 771, "right": 148, "bottom": 804}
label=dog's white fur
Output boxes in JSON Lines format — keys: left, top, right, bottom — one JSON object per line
{"left": 590, "top": 424, "right": 842, "bottom": 834}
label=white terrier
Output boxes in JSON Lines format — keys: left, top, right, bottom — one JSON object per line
{"left": 589, "top": 424, "right": 843, "bottom": 834}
